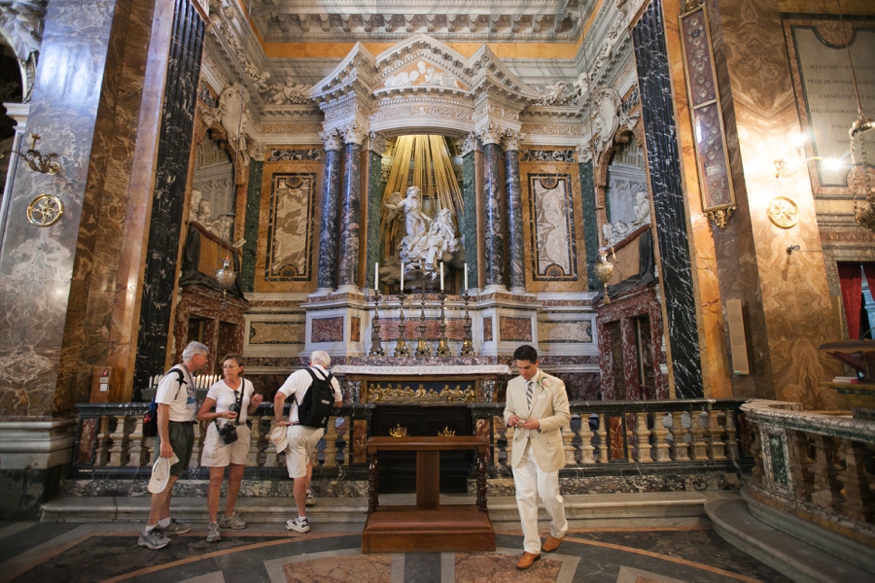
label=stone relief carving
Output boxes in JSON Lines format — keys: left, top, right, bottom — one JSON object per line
{"left": 381, "top": 59, "right": 461, "bottom": 89}
{"left": 591, "top": 87, "right": 640, "bottom": 160}
{"left": 0, "top": 0, "right": 45, "bottom": 102}
{"left": 202, "top": 83, "right": 252, "bottom": 167}
{"left": 217, "top": 21, "right": 272, "bottom": 94}
{"left": 603, "top": 191, "right": 651, "bottom": 246}
{"left": 535, "top": 81, "right": 575, "bottom": 106}
{"left": 267, "top": 76, "right": 311, "bottom": 105}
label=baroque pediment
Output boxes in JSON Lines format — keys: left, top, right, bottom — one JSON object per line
{"left": 374, "top": 35, "right": 470, "bottom": 94}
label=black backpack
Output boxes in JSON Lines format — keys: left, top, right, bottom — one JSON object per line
{"left": 295, "top": 368, "right": 336, "bottom": 429}
{"left": 143, "top": 368, "right": 187, "bottom": 438}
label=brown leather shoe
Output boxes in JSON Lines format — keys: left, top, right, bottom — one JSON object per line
{"left": 542, "top": 535, "right": 563, "bottom": 552}
{"left": 516, "top": 552, "right": 541, "bottom": 570}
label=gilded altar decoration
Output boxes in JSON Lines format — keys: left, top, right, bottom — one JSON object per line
{"left": 365, "top": 382, "right": 476, "bottom": 404}
{"left": 767, "top": 196, "right": 800, "bottom": 229}
{"left": 437, "top": 427, "right": 456, "bottom": 437}
{"left": 26, "top": 193, "right": 63, "bottom": 226}
{"left": 389, "top": 424, "right": 408, "bottom": 438}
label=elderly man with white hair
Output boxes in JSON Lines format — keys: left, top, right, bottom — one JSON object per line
{"left": 273, "top": 350, "right": 342, "bottom": 533}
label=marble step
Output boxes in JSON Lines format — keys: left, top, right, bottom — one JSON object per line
{"left": 41, "top": 491, "right": 719, "bottom": 524}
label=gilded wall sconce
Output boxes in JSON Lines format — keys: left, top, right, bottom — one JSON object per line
{"left": 20, "top": 133, "right": 61, "bottom": 175}
{"left": 26, "top": 193, "right": 63, "bottom": 226}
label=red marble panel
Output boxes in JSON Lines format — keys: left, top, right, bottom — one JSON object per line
{"left": 312, "top": 316, "right": 344, "bottom": 342}
{"left": 353, "top": 419, "right": 368, "bottom": 463}
{"left": 350, "top": 316, "right": 361, "bottom": 342}
{"left": 77, "top": 418, "right": 98, "bottom": 464}
{"left": 483, "top": 317, "right": 493, "bottom": 342}
{"left": 499, "top": 316, "right": 532, "bottom": 342}
{"left": 609, "top": 416, "right": 625, "bottom": 460}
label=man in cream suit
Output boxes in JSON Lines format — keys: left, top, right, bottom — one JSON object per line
{"left": 504, "top": 345, "right": 571, "bottom": 570}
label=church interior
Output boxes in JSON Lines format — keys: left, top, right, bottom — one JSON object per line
{"left": 0, "top": 0, "right": 873, "bottom": 580}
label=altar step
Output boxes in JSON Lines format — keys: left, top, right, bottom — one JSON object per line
{"left": 40, "top": 491, "right": 725, "bottom": 525}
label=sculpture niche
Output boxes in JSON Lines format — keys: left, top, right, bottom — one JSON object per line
{"left": 384, "top": 185, "right": 459, "bottom": 281}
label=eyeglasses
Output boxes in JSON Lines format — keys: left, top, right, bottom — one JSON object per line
{"left": 222, "top": 364, "right": 240, "bottom": 369}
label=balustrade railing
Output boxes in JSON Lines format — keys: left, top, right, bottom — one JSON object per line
{"left": 73, "top": 398, "right": 749, "bottom": 482}
{"left": 741, "top": 399, "right": 875, "bottom": 544}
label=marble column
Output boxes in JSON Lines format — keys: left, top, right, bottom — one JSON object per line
{"left": 133, "top": 0, "right": 206, "bottom": 390}
{"left": 316, "top": 129, "right": 343, "bottom": 293}
{"left": 504, "top": 131, "right": 526, "bottom": 294}
{"left": 460, "top": 133, "right": 480, "bottom": 292}
{"left": 632, "top": 1, "right": 704, "bottom": 398}
{"left": 336, "top": 124, "right": 365, "bottom": 292}
{"left": 577, "top": 153, "right": 601, "bottom": 291}
{"left": 242, "top": 157, "right": 264, "bottom": 292}
{"left": 365, "top": 132, "right": 387, "bottom": 292}
{"left": 477, "top": 127, "right": 507, "bottom": 292}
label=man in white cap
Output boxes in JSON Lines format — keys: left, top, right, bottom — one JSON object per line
{"left": 139, "top": 341, "right": 209, "bottom": 550}
{"left": 273, "top": 350, "right": 342, "bottom": 533}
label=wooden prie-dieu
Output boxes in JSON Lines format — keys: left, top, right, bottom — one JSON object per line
{"left": 361, "top": 436, "right": 495, "bottom": 553}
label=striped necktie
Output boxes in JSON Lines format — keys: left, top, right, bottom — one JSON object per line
{"left": 526, "top": 380, "right": 534, "bottom": 408}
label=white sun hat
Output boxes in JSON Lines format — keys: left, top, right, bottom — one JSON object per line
{"left": 269, "top": 424, "right": 289, "bottom": 453}
{"left": 148, "top": 452, "right": 179, "bottom": 494}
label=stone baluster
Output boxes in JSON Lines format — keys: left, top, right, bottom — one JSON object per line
{"left": 750, "top": 423, "right": 765, "bottom": 486}
{"left": 836, "top": 438, "right": 874, "bottom": 523}
{"left": 563, "top": 423, "right": 576, "bottom": 466}
{"left": 706, "top": 410, "right": 727, "bottom": 461}
{"left": 191, "top": 422, "right": 204, "bottom": 468}
{"left": 324, "top": 417, "right": 339, "bottom": 468}
{"left": 787, "top": 430, "right": 815, "bottom": 501}
{"left": 579, "top": 413, "right": 595, "bottom": 464}
{"left": 635, "top": 412, "right": 652, "bottom": 463}
{"left": 652, "top": 413, "right": 672, "bottom": 462}
{"left": 264, "top": 422, "right": 279, "bottom": 469}
{"left": 809, "top": 435, "right": 841, "bottom": 511}
{"left": 690, "top": 411, "right": 709, "bottom": 460}
{"left": 723, "top": 409, "right": 739, "bottom": 461}
{"left": 504, "top": 422, "right": 515, "bottom": 467}
{"left": 127, "top": 415, "right": 148, "bottom": 467}
{"left": 597, "top": 413, "right": 609, "bottom": 463}
{"left": 107, "top": 415, "right": 127, "bottom": 466}
{"left": 625, "top": 415, "right": 635, "bottom": 463}
{"left": 247, "top": 415, "right": 262, "bottom": 466}
{"left": 96, "top": 415, "right": 112, "bottom": 466}
{"left": 669, "top": 411, "right": 690, "bottom": 461}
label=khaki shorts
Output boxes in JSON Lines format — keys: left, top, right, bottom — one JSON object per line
{"left": 285, "top": 425, "right": 324, "bottom": 479}
{"left": 202, "top": 423, "right": 251, "bottom": 467}
{"left": 154, "top": 422, "right": 194, "bottom": 477}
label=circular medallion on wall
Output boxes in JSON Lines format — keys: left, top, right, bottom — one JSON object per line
{"left": 26, "top": 193, "right": 64, "bottom": 227}
{"left": 766, "top": 196, "right": 799, "bottom": 229}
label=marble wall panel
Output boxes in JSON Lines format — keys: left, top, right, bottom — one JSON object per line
{"left": 537, "top": 321, "right": 593, "bottom": 343}
{"left": 311, "top": 316, "right": 344, "bottom": 343}
{"left": 522, "top": 159, "right": 586, "bottom": 293}
{"left": 350, "top": 316, "right": 361, "bottom": 343}
{"left": 633, "top": 1, "right": 704, "bottom": 398}
{"left": 483, "top": 317, "right": 493, "bottom": 342}
{"left": 715, "top": 0, "right": 843, "bottom": 401}
{"left": 255, "top": 160, "right": 322, "bottom": 293}
{"left": 133, "top": 0, "right": 205, "bottom": 390}
{"left": 241, "top": 160, "right": 263, "bottom": 292}
{"left": 0, "top": 0, "right": 124, "bottom": 417}
{"left": 248, "top": 322, "right": 306, "bottom": 345}
{"left": 498, "top": 316, "right": 532, "bottom": 342}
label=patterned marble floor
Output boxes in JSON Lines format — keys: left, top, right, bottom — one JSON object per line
{"left": 0, "top": 520, "right": 791, "bottom": 583}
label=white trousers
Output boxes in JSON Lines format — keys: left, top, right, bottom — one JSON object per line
{"left": 512, "top": 440, "right": 568, "bottom": 554}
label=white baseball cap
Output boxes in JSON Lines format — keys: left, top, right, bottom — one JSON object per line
{"left": 148, "top": 452, "right": 179, "bottom": 494}
{"left": 269, "top": 424, "right": 289, "bottom": 453}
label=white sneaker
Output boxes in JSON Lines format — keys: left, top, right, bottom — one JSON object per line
{"left": 218, "top": 511, "right": 247, "bottom": 530}
{"left": 138, "top": 527, "right": 170, "bottom": 550}
{"left": 206, "top": 522, "right": 221, "bottom": 543}
{"left": 305, "top": 490, "right": 316, "bottom": 507}
{"left": 285, "top": 517, "right": 310, "bottom": 533}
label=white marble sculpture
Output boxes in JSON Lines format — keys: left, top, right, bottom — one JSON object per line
{"left": 385, "top": 186, "right": 459, "bottom": 279}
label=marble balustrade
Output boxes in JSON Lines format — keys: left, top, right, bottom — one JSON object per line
{"left": 741, "top": 400, "right": 875, "bottom": 546}
{"left": 73, "top": 399, "right": 749, "bottom": 479}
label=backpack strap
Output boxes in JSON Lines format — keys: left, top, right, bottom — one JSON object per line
{"left": 164, "top": 367, "right": 188, "bottom": 401}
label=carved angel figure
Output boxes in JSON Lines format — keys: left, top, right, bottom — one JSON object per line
{"left": 269, "top": 76, "right": 310, "bottom": 105}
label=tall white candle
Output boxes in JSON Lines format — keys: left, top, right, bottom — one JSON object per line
{"left": 464, "top": 262, "right": 468, "bottom": 292}
{"left": 375, "top": 262, "right": 379, "bottom": 291}
{"left": 440, "top": 262, "right": 444, "bottom": 291}
{"left": 400, "top": 262, "right": 404, "bottom": 292}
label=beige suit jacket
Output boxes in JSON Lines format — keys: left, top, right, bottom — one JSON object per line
{"left": 503, "top": 370, "right": 571, "bottom": 472}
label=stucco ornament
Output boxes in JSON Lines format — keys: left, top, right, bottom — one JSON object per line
{"left": 268, "top": 76, "right": 310, "bottom": 105}
{"left": 203, "top": 83, "right": 252, "bottom": 166}
{"left": 0, "top": 0, "right": 46, "bottom": 101}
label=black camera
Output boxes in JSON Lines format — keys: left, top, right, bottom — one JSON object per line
{"left": 217, "top": 422, "right": 238, "bottom": 445}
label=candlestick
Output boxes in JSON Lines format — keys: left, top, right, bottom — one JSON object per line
{"left": 375, "top": 262, "right": 379, "bottom": 291}
{"left": 464, "top": 262, "right": 468, "bottom": 292}
{"left": 440, "top": 262, "right": 444, "bottom": 291}
{"left": 369, "top": 289, "right": 385, "bottom": 356}
{"left": 436, "top": 290, "right": 450, "bottom": 357}
{"left": 415, "top": 271, "right": 431, "bottom": 357}
{"left": 460, "top": 289, "right": 476, "bottom": 356}
{"left": 400, "top": 262, "right": 404, "bottom": 292}
{"left": 395, "top": 293, "right": 409, "bottom": 357}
